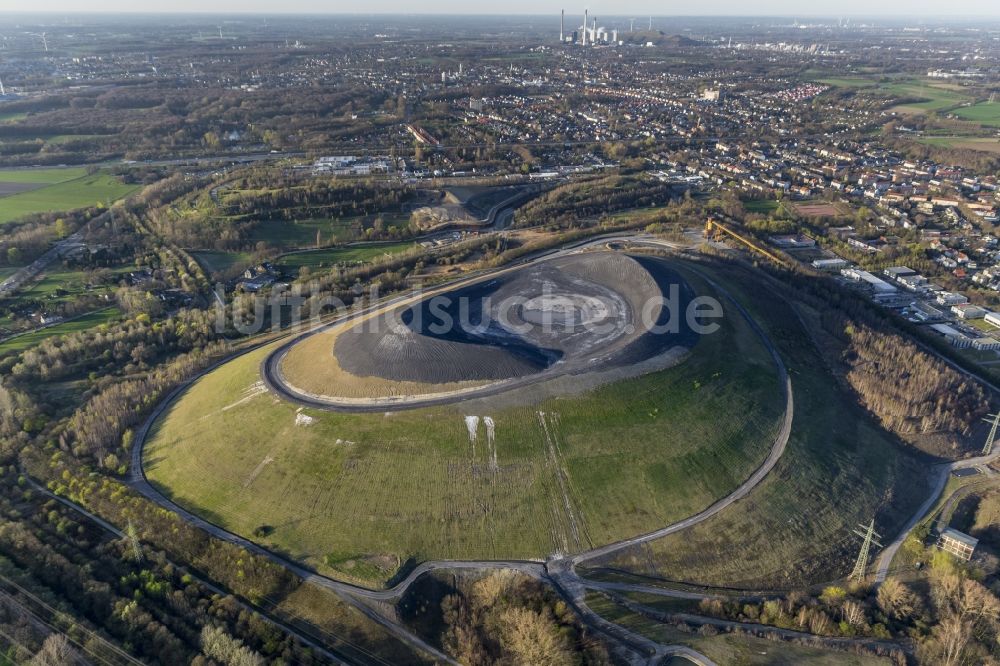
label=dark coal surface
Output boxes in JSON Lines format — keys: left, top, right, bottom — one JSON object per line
{"left": 334, "top": 252, "right": 699, "bottom": 385}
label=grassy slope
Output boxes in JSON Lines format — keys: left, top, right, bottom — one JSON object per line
{"left": 190, "top": 250, "right": 254, "bottom": 275}
{"left": 0, "top": 172, "right": 138, "bottom": 224}
{"left": 144, "top": 260, "right": 785, "bottom": 586}
{"left": 595, "top": 263, "right": 932, "bottom": 590}
{"left": 0, "top": 167, "right": 87, "bottom": 184}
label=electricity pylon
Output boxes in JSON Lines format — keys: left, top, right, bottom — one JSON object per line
{"left": 125, "top": 520, "right": 143, "bottom": 562}
{"left": 982, "top": 413, "right": 1000, "bottom": 455}
{"left": 850, "top": 519, "right": 882, "bottom": 582}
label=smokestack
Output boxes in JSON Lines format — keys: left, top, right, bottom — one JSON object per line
{"left": 560, "top": 10, "right": 564, "bottom": 43}
{"left": 583, "top": 9, "right": 588, "bottom": 45}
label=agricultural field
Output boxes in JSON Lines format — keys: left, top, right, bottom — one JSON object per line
{"left": 0, "top": 167, "right": 87, "bottom": 184}
{"left": 0, "top": 168, "right": 138, "bottom": 225}
{"left": 275, "top": 241, "right": 417, "bottom": 272}
{"left": 0, "top": 307, "right": 122, "bottom": 357}
{"left": 952, "top": 101, "right": 1000, "bottom": 127}
{"left": 815, "top": 74, "right": 971, "bottom": 115}
{"left": 0, "top": 111, "right": 27, "bottom": 123}
{"left": 917, "top": 136, "right": 1000, "bottom": 154}
{"left": 143, "top": 259, "right": 787, "bottom": 587}
{"left": 593, "top": 262, "right": 931, "bottom": 590}
{"left": 814, "top": 76, "right": 877, "bottom": 88}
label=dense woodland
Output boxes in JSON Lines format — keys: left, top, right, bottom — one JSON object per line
{"left": 514, "top": 175, "right": 678, "bottom": 229}
{"left": 841, "top": 321, "right": 989, "bottom": 444}
{"left": 686, "top": 548, "right": 999, "bottom": 666}
{"left": 400, "top": 570, "right": 608, "bottom": 666}
{"left": 219, "top": 178, "right": 414, "bottom": 222}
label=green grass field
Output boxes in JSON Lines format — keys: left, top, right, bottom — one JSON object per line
{"left": 953, "top": 101, "right": 1000, "bottom": 127}
{"left": 144, "top": 261, "right": 786, "bottom": 587}
{"left": 815, "top": 77, "right": 877, "bottom": 88}
{"left": 0, "top": 167, "right": 87, "bottom": 185}
{"left": 0, "top": 307, "right": 122, "bottom": 356}
{"left": 276, "top": 242, "right": 417, "bottom": 272}
{"left": 883, "top": 80, "right": 971, "bottom": 114}
{"left": 15, "top": 266, "right": 122, "bottom": 301}
{"left": 190, "top": 250, "right": 254, "bottom": 275}
{"left": 594, "top": 263, "right": 931, "bottom": 590}
{"left": 0, "top": 111, "right": 27, "bottom": 123}
{"left": 916, "top": 136, "right": 1000, "bottom": 154}
{"left": 0, "top": 170, "right": 138, "bottom": 225}
{"left": 743, "top": 199, "right": 781, "bottom": 214}
{"left": 814, "top": 75, "right": 970, "bottom": 113}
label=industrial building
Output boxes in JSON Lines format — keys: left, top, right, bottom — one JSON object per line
{"left": 952, "top": 303, "right": 987, "bottom": 320}
{"left": 938, "top": 528, "right": 978, "bottom": 561}
{"left": 972, "top": 337, "right": 1000, "bottom": 351}
{"left": 936, "top": 291, "right": 970, "bottom": 307}
{"left": 811, "top": 258, "right": 848, "bottom": 271}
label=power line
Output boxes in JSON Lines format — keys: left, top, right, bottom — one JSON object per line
{"left": 125, "top": 520, "right": 143, "bottom": 563}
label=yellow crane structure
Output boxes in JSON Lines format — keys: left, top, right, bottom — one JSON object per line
{"left": 704, "top": 218, "right": 788, "bottom": 267}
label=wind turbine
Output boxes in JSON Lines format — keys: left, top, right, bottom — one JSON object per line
{"left": 28, "top": 32, "right": 48, "bottom": 52}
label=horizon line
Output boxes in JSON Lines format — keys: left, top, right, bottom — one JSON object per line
{"left": 1, "top": 11, "right": 1000, "bottom": 19}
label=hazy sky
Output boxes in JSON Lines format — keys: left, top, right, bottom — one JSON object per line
{"left": 6, "top": 1, "right": 999, "bottom": 16}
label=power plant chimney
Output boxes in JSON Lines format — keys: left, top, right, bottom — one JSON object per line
{"left": 583, "top": 9, "right": 588, "bottom": 46}
{"left": 560, "top": 10, "right": 564, "bottom": 43}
